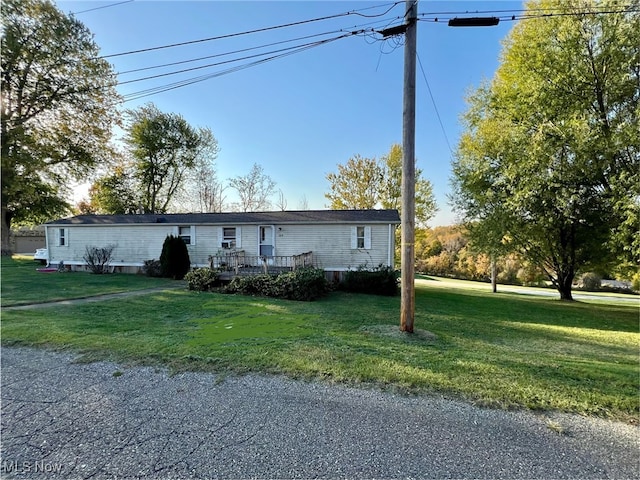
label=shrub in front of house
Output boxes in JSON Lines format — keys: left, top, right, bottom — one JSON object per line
{"left": 225, "top": 274, "right": 277, "bottom": 297}
{"left": 142, "top": 259, "right": 163, "bottom": 277}
{"left": 340, "top": 264, "right": 399, "bottom": 296}
{"left": 224, "top": 268, "right": 328, "bottom": 301}
{"left": 83, "top": 245, "right": 115, "bottom": 274}
{"left": 274, "top": 268, "right": 329, "bottom": 301}
{"left": 160, "top": 235, "right": 191, "bottom": 280}
{"left": 185, "top": 268, "right": 220, "bottom": 291}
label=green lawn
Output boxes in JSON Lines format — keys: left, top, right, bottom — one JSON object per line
{"left": 2, "top": 256, "right": 638, "bottom": 424}
{"left": 1, "top": 256, "right": 176, "bottom": 306}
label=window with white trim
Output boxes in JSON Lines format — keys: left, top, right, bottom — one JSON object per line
{"left": 57, "top": 228, "right": 68, "bottom": 246}
{"left": 356, "top": 226, "right": 366, "bottom": 248}
{"left": 221, "top": 227, "right": 237, "bottom": 249}
{"left": 351, "top": 226, "right": 371, "bottom": 249}
{"left": 178, "top": 226, "right": 193, "bottom": 245}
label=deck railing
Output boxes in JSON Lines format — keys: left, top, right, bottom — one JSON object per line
{"left": 208, "top": 251, "right": 313, "bottom": 276}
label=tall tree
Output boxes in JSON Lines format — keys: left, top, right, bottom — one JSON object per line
{"left": 325, "top": 155, "right": 382, "bottom": 209}
{"left": 228, "top": 163, "right": 277, "bottom": 212}
{"left": 186, "top": 158, "right": 226, "bottom": 213}
{"left": 124, "top": 104, "right": 217, "bottom": 214}
{"left": 1, "top": 0, "right": 120, "bottom": 253}
{"left": 88, "top": 164, "right": 139, "bottom": 214}
{"left": 379, "top": 144, "right": 437, "bottom": 226}
{"left": 174, "top": 132, "right": 223, "bottom": 212}
{"left": 325, "top": 146, "right": 437, "bottom": 225}
{"left": 451, "top": 0, "right": 640, "bottom": 300}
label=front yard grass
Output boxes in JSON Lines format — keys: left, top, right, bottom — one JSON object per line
{"left": 1, "top": 256, "right": 638, "bottom": 424}
{"left": 1, "top": 256, "right": 176, "bottom": 306}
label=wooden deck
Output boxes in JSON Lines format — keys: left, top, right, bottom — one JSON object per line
{"left": 208, "top": 251, "right": 314, "bottom": 280}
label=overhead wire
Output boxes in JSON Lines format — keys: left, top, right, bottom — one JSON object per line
{"left": 71, "top": 0, "right": 134, "bottom": 15}
{"left": 416, "top": 51, "right": 453, "bottom": 156}
{"left": 117, "top": 30, "right": 348, "bottom": 76}
{"left": 100, "top": 3, "right": 635, "bottom": 103}
{"left": 99, "top": 2, "right": 403, "bottom": 59}
{"left": 118, "top": 15, "right": 406, "bottom": 77}
{"left": 418, "top": 5, "right": 640, "bottom": 23}
{"left": 118, "top": 33, "right": 370, "bottom": 86}
{"left": 121, "top": 32, "right": 360, "bottom": 102}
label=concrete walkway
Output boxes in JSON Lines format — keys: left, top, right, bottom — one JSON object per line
{"left": 1, "top": 347, "right": 638, "bottom": 479}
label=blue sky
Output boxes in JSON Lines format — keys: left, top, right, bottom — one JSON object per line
{"left": 56, "top": 1, "right": 522, "bottom": 226}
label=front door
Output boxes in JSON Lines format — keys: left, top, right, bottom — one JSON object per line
{"left": 259, "top": 226, "right": 274, "bottom": 257}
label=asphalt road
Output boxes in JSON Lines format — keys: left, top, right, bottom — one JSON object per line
{"left": 1, "top": 347, "right": 638, "bottom": 479}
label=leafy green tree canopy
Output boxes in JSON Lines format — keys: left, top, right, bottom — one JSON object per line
{"left": 1, "top": 0, "right": 120, "bottom": 253}
{"left": 451, "top": 0, "right": 639, "bottom": 300}
{"left": 325, "top": 145, "right": 437, "bottom": 226}
{"left": 88, "top": 165, "right": 139, "bottom": 214}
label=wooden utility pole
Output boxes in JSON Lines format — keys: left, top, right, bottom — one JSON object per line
{"left": 400, "top": 0, "right": 417, "bottom": 333}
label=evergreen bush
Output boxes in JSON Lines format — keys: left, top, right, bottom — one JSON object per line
{"left": 160, "top": 235, "right": 191, "bottom": 280}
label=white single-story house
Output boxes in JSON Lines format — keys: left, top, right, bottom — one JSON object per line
{"left": 42, "top": 209, "right": 400, "bottom": 277}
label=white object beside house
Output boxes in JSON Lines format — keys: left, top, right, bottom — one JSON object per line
{"left": 42, "top": 209, "right": 400, "bottom": 276}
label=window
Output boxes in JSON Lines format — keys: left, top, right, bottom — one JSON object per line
{"left": 356, "top": 226, "right": 366, "bottom": 249}
{"left": 179, "top": 226, "right": 192, "bottom": 245}
{"left": 222, "top": 227, "right": 236, "bottom": 249}
{"left": 58, "top": 228, "right": 68, "bottom": 247}
{"left": 351, "top": 226, "right": 371, "bottom": 250}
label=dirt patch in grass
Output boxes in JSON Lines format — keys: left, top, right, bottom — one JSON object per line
{"left": 359, "top": 324, "right": 438, "bottom": 343}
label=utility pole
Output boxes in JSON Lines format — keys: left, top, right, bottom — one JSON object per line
{"left": 381, "top": 4, "right": 498, "bottom": 333}
{"left": 400, "top": 0, "right": 417, "bottom": 333}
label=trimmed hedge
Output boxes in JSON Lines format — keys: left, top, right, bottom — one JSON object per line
{"left": 185, "top": 268, "right": 221, "bottom": 291}
{"left": 225, "top": 267, "right": 329, "bottom": 301}
{"left": 340, "top": 264, "right": 399, "bottom": 296}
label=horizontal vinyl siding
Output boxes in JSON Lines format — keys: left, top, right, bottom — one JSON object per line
{"left": 46, "top": 225, "right": 176, "bottom": 266}
{"left": 274, "top": 224, "right": 392, "bottom": 270}
{"left": 46, "top": 223, "right": 395, "bottom": 270}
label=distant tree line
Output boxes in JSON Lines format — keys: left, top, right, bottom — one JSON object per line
{"left": 414, "top": 226, "right": 639, "bottom": 292}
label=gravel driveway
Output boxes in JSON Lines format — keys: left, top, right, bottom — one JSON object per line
{"left": 1, "top": 347, "right": 638, "bottom": 479}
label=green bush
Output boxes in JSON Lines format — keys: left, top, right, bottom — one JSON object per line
{"left": 578, "top": 272, "right": 602, "bottom": 291}
{"left": 160, "top": 235, "right": 191, "bottom": 280}
{"left": 340, "top": 264, "right": 399, "bottom": 296}
{"left": 142, "top": 259, "right": 163, "bottom": 277}
{"left": 226, "top": 274, "right": 276, "bottom": 297}
{"left": 276, "top": 268, "right": 329, "bottom": 301}
{"left": 224, "top": 268, "right": 328, "bottom": 301}
{"left": 185, "top": 268, "right": 220, "bottom": 291}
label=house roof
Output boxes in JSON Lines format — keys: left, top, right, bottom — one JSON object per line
{"left": 46, "top": 209, "right": 400, "bottom": 226}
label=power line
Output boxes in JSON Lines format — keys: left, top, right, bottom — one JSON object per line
{"left": 121, "top": 32, "right": 360, "bottom": 103}
{"left": 71, "top": 0, "right": 134, "bottom": 15}
{"left": 100, "top": 3, "right": 637, "bottom": 104}
{"left": 418, "top": 6, "right": 640, "bottom": 23}
{"left": 100, "top": 2, "right": 403, "bottom": 59}
{"left": 115, "top": 13, "right": 402, "bottom": 77}
{"left": 118, "top": 33, "right": 371, "bottom": 87}
{"left": 116, "top": 30, "right": 346, "bottom": 76}
{"left": 416, "top": 51, "right": 452, "bottom": 156}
